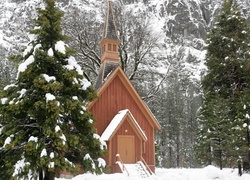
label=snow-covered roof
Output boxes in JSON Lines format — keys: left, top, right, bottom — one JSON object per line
{"left": 100, "top": 109, "right": 147, "bottom": 141}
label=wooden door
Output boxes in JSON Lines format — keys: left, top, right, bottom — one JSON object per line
{"left": 118, "top": 135, "right": 135, "bottom": 163}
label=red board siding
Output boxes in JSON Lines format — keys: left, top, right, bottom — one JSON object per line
{"left": 89, "top": 76, "right": 155, "bottom": 170}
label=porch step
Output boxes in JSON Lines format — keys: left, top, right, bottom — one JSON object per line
{"left": 124, "top": 162, "right": 150, "bottom": 178}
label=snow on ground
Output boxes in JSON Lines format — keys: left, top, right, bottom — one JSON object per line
{"left": 56, "top": 166, "right": 250, "bottom": 180}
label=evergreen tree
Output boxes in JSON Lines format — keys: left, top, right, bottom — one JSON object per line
{"left": 196, "top": 0, "right": 250, "bottom": 172}
{"left": 0, "top": 0, "right": 106, "bottom": 179}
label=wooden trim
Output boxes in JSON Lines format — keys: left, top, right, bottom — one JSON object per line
{"left": 109, "top": 141, "right": 112, "bottom": 167}
{"left": 88, "top": 67, "right": 160, "bottom": 130}
{"left": 100, "top": 38, "right": 120, "bottom": 47}
{"left": 152, "top": 127, "right": 155, "bottom": 167}
{"left": 127, "top": 115, "right": 147, "bottom": 142}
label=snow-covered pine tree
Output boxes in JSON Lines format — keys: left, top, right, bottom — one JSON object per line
{"left": 197, "top": 0, "right": 250, "bottom": 173}
{"left": 0, "top": 0, "right": 106, "bottom": 179}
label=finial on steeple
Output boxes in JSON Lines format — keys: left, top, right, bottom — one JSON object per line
{"left": 103, "top": 0, "right": 119, "bottom": 40}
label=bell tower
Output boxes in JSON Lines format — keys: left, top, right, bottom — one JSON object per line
{"left": 96, "top": 0, "right": 121, "bottom": 89}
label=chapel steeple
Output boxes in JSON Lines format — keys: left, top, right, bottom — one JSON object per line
{"left": 100, "top": 0, "right": 120, "bottom": 63}
{"left": 96, "top": 0, "right": 120, "bottom": 89}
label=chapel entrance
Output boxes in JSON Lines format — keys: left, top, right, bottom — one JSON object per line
{"left": 118, "top": 135, "right": 135, "bottom": 163}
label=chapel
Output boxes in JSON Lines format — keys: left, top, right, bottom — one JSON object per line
{"left": 87, "top": 0, "right": 161, "bottom": 175}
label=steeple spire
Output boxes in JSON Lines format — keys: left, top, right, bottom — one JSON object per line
{"left": 103, "top": 0, "right": 119, "bottom": 40}
{"left": 95, "top": 0, "right": 120, "bottom": 89}
{"left": 100, "top": 0, "right": 120, "bottom": 64}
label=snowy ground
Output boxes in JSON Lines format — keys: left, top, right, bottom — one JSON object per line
{"left": 56, "top": 165, "right": 250, "bottom": 180}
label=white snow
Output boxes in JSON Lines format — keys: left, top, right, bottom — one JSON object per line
{"left": 64, "top": 56, "right": 83, "bottom": 75}
{"left": 84, "top": 153, "right": 91, "bottom": 161}
{"left": 72, "top": 96, "right": 78, "bottom": 100}
{"left": 84, "top": 153, "right": 96, "bottom": 169}
{"left": 9, "top": 98, "right": 15, "bottom": 105}
{"left": 48, "top": 48, "right": 54, "bottom": 56}
{"left": 55, "top": 125, "right": 61, "bottom": 132}
{"left": 65, "top": 157, "right": 74, "bottom": 167}
{"left": 1, "top": 97, "right": 8, "bottom": 104}
{"left": 28, "top": 136, "right": 38, "bottom": 143}
{"left": 50, "top": 152, "right": 55, "bottom": 159}
{"left": 79, "top": 78, "right": 91, "bottom": 90}
{"left": 18, "top": 89, "right": 27, "bottom": 99}
{"left": 17, "top": 55, "right": 34, "bottom": 75}
{"left": 43, "top": 74, "right": 56, "bottom": 82}
{"left": 60, "top": 133, "right": 66, "bottom": 145}
{"left": 49, "top": 162, "right": 54, "bottom": 169}
{"left": 3, "top": 136, "right": 11, "bottom": 147}
{"left": 3, "top": 84, "right": 16, "bottom": 90}
{"left": 97, "top": 158, "right": 106, "bottom": 168}
{"left": 23, "top": 44, "right": 33, "bottom": 57}
{"left": 13, "top": 158, "right": 30, "bottom": 177}
{"left": 100, "top": 110, "right": 128, "bottom": 141}
{"left": 56, "top": 165, "right": 250, "bottom": 180}
{"left": 82, "top": 106, "right": 86, "bottom": 111}
{"left": 40, "top": 148, "right": 47, "bottom": 157}
{"left": 33, "top": 44, "right": 42, "bottom": 54}
{"left": 93, "top": 133, "right": 107, "bottom": 150}
{"left": 55, "top": 40, "right": 66, "bottom": 54}
{"left": 45, "top": 93, "right": 56, "bottom": 102}
{"left": 88, "top": 119, "right": 93, "bottom": 124}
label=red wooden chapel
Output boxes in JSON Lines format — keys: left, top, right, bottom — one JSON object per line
{"left": 87, "top": 0, "right": 160, "bottom": 174}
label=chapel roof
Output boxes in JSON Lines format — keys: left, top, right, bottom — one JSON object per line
{"left": 95, "top": 61, "right": 119, "bottom": 89}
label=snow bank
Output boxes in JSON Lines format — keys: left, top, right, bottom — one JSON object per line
{"left": 56, "top": 166, "right": 250, "bottom": 180}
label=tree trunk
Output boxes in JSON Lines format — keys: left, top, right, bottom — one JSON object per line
{"left": 44, "top": 170, "right": 55, "bottom": 180}
{"left": 219, "top": 149, "right": 222, "bottom": 170}
{"left": 176, "top": 133, "right": 180, "bottom": 168}
{"left": 238, "top": 160, "right": 242, "bottom": 176}
{"left": 39, "top": 169, "right": 55, "bottom": 180}
{"left": 39, "top": 170, "right": 43, "bottom": 180}
{"left": 243, "top": 127, "right": 250, "bottom": 173}
{"left": 169, "top": 146, "right": 172, "bottom": 168}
